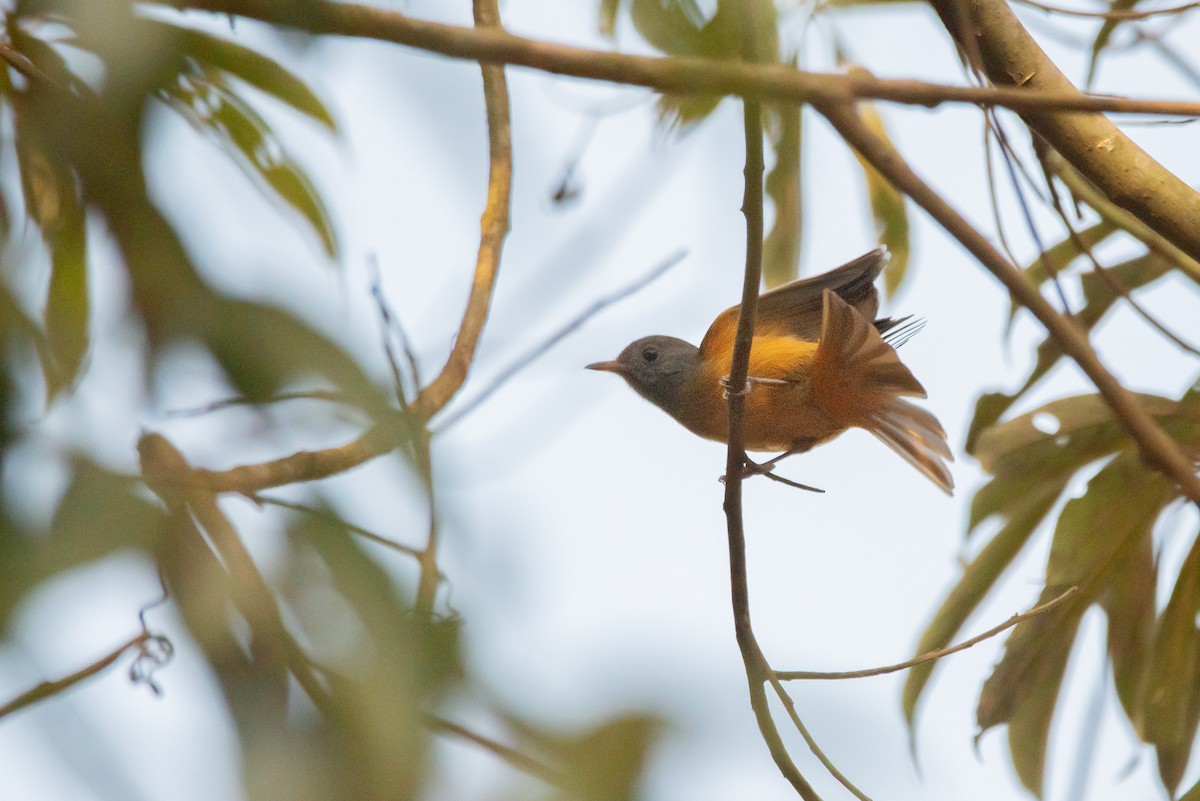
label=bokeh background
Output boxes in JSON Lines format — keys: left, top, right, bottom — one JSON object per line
{"left": 2, "top": 1, "right": 1198, "bottom": 800}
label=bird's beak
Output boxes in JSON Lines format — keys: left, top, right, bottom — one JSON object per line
{"left": 586, "top": 360, "right": 625, "bottom": 374}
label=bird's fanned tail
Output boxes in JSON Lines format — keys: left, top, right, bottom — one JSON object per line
{"left": 811, "top": 288, "right": 955, "bottom": 494}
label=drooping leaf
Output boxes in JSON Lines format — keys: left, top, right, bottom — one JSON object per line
{"left": 847, "top": 86, "right": 910, "bottom": 296}
{"left": 976, "top": 454, "right": 1176, "bottom": 795}
{"left": 599, "top": 0, "right": 622, "bottom": 37}
{"left": 903, "top": 480, "right": 1063, "bottom": 725}
{"left": 1009, "top": 218, "right": 1119, "bottom": 324}
{"left": 1143, "top": 536, "right": 1200, "bottom": 793}
{"left": 763, "top": 99, "right": 802, "bottom": 288}
{"left": 1086, "top": 0, "right": 1143, "bottom": 89}
{"left": 162, "top": 23, "right": 337, "bottom": 131}
{"left": 1100, "top": 524, "right": 1155, "bottom": 732}
{"left": 161, "top": 73, "right": 339, "bottom": 258}
{"left": 966, "top": 253, "right": 1172, "bottom": 453}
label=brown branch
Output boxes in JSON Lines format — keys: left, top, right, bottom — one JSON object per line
{"left": 424, "top": 713, "right": 569, "bottom": 788}
{"left": 0, "top": 633, "right": 150, "bottom": 720}
{"left": 408, "top": 0, "right": 511, "bottom": 421}
{"left": 1012, "top": 0, "right": 1200, "bottom": 20}
{"left": 172, "top": 0, "right": 1200, "bottom": 118}
{"left": 721, "top": 6, "right": 822, "bottom": 800}
{"left": 777, "top": 587, "right": 1078, "bottom": 681}
{"left": 816, "top": 102, "right": 1200, "bottom": 507}
{"left": 930, "top": 0, "right": 1200, "bottom": 270}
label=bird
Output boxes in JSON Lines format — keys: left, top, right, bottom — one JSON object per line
{"left": 586, "top": 248, "right": 954, "bottom": 494}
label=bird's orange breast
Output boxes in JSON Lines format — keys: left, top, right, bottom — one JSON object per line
{"left": 673, "top": 336, "right": 847, "bottom": 452}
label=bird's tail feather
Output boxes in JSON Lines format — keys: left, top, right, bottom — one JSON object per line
{"left": 812, "top": 289, "right": 954, "bottom": 494}
{"left": 867, "top": 399, "right": 955, "bottom": 495}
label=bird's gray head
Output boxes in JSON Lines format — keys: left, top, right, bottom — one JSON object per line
{"left": 586, "top": 335, "right": 701, "bottom": 413}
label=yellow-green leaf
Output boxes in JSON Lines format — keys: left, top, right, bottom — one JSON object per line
{"left": 850, "top": 94, "right": 910, "bottom": 296}
{"left": 1143, "top": 536, "right": 1200, "bottom": 793}
{"left": 763, "top": 100, "right": 802, "bottom": 288}
{"left": 1100, "top": 526, "right": 1155, "bottom": 732}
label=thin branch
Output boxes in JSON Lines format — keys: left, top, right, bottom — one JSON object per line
{"left": 424, "top": 713, "right": 569, "bottom": 788}
{"left": 764, "top": 670, "right": 872, "bottom": 801}
{"left": 409, "top": 0, "right": 512, "bottom": 421}
{"left": 434, "top": 249, "right": 686, "bottom": 432}
{"left": 245, "top": 493, "right": 427, "bottom": 559}
{"left": 163, "top": 389, "right": 352, "bottom": 417}
{"left": 817, "top": 101, "right": 1200, "bottom": 508}
{"left": 173, "top": 0, "right": 1200, "bottom": 119}
{"left": 722, "top": 5, "right": 822, "bottom": 799}
{"left": 777, "top": 587, "right": 1079, "bottom": 680}
{"left": 1012, "top": 0, "right": 1200, "bottom": 21}
{"left": 0, "top": 633, "right": 151, "bottom": 720}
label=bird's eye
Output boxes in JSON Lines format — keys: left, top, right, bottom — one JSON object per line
{"left": 642, "top": 347, "right": 658, "bottom": 363}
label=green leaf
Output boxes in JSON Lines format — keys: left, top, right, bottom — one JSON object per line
{"left": 43, "top": 206, "right": 90, "bottom": 398}
{"left": 162, "top": 77, "right": 339, "bottom": 258}
{"left": 976, "top": 454, "right": 1176, "bottom": 794}
{"left": 966, "top": 252, "right": 1172, "bottom": 455}
{"left": 1, "top": 461, "right": 167, "bottom": 632}
{"left": 166, "top": 24, "right": 337, "bottom": 131}
{"left": 903, "top": 480, "right": 1063, "bottom": 725}
{"left": 1100, "top": 525, "right": 1155, "bottom": 732}
{"left": 763, "top": 100, "right": 802, "bottom": 288}
{"left": 1143, "top": 536, "right": 1200, "bottom": 793}
{"left": 0, "top": 283, "right": 56, "bottom": 392}
{"left": 849, "top": 95, "right": 910, "bottom": 296}
{"left": 1086, "top": 0, "right": 1142, "bottom": 89}
{"left": 599, "top": 0, "right": 623, "bottom": 36}
{"left": 1009, "top": 219, "right": 1119, "bottom": 325}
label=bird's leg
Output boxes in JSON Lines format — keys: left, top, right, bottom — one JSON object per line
{"left": 720, "top": 441, "right": 823, "bottom": 492}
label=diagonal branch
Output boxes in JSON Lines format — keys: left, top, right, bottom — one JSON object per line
{"left": 0, "top": 633, "right": 151, "bottom": 720}
{"left": 929, "top": 0, "right": 1200, "bottom": 270}
{"left": 172, "top": 0, "right": 1200, "bottom": 118}
{"left": 817, "top": 102, "right": 1200, "bottom": 508}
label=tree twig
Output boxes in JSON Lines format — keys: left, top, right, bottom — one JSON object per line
{"left": 424, "top": 713, "right": 569, "bottom": 788}
{"left": 1012, "top": 0, "right": 1200, "bottom": 21}
{"left": 175, "top": 0, "right": 1200, "bottom": 119}
{"left": 434, "top": 249, "right": 686, "bottom": 432}
{"left": 409, "top": 0, "right": 512, "bottom": 421}
{"left": 777, "top": 587, "right": 1078, "bottom": 680}
{"left": 722, "top": 5, "right": 823, "bottom": 799}
{"left": 0, "top": 633, "right": 151, "bottom": 720}
{"left": 817, "top": 101, "right": 1200, "bottom": 509}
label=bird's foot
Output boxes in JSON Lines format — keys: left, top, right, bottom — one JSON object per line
{"left": 718, "top": 453, "right": 824, "bottom": 493}
{"left": 719, "top": 374, "right": 792, "bottom": 400}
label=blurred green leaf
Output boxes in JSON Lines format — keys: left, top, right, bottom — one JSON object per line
{"left": 1009, "top": 218, "right": 1119, "bottom": 324}
{"left": 977, "top": 453, "right": 1175, "bottom": 795}
{"left": 966, "top": 252, "right": 1172, "bottom": 453}
{"left": 162, "top": 70, "right": 338, "bottom": 258}
{"left": 1144, "top": 536, "right": 1200, "bottom": 793}
{"left": 599, "top": 0, "right": 622, "bottom": 36}
{"left": 43, "top": 206, "right": 89, "bottom": 398}
{"left": 763, "top": 100, "right": 802, "bottom": 288}
{"left": 1, "top": 460, "right": 167, "bottom": 633}
{"left": 166, "top": 24, "right": 337, "bottom": 131}
{"left": 849, "top": 93, "right": 910, "bottom": 296}
{"left": 1086, "top": 0, "right": 1142, "bottom": 88}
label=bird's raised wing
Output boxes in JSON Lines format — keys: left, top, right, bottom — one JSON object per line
{"left": 698, "top": 248, "right": 888, "bottom": 360}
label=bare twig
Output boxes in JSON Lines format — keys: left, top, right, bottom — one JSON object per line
{"left": 409, "top": 0, "right": 512, "bottom": 421}
{"left": 434, "top": 249, "right": 686, "bottom": 432}
{"left": 1013, "top": 0, "right": 1200, "bottom": 21}
{"left": 777, "top": 587, "right": 1078, "bottom": 680}
{"left": 818, "top": 101, "right": 1200, "bottom": 508}
{"left": 0, "top": 633, "right": 151, "bottom": 720}
{"left": 424, "top": 713, "right": 569, "bottom": 788}
{"left": 721, "top": 6, "right": 823, "bottom": 799}
{"left": 245, "top": 493, "right": 427, "bottom": 559}
{"left": 163, "top": 389, "right": 351, "bottom": 417}
{"left": 175, "top": 0, "right": 1200, "bottom": 119}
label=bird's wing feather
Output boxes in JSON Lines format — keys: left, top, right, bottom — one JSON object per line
{"left": 698, "top": 248, "right": 889, "bottom": 361}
